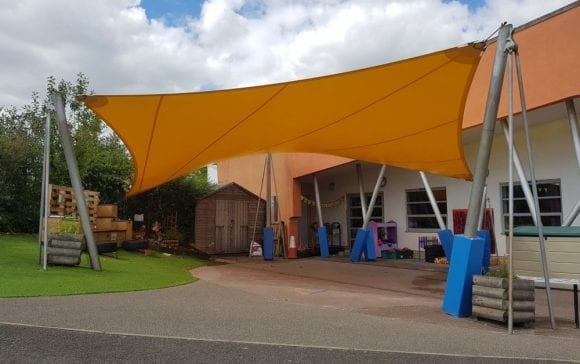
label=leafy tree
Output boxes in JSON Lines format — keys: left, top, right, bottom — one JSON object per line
{"left": 0, "top": 73, "right": 213, "bottom": 239}
{"left": 124, "top": 169, "right": 213, "bottom": 243}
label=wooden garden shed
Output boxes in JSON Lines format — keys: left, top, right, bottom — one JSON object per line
{"left": 194, "top": 183, "right": 266, "bottom": 254}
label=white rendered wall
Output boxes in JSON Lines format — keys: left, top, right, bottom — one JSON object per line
{"left": 309, "top": 114, "right": 580, "bottom": 256}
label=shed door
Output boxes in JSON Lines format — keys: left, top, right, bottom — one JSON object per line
{"left": 215, "top": 200, "right": 249, "bottom": 253}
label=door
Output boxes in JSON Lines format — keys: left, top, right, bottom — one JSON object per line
{"left": 215, "top": 200, "right": 249, "bottom": 253}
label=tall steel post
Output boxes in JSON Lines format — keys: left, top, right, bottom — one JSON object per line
{"left": 515, "top": 53, "right": 556, "bottom": 329}
{"left": 41, "top": 112, "right": 51, "bottom": 270}
{"left": 51, "top": 93, "right": 101, "bottom": 271}
{"left": 564, "top": 100, "right": 580, "bottom": 226}
{"left": 356, "top": 163, "right": 368, "bottom": 222}
{"left": 464, "top": 24, "right": 513, "bottom": 238}
{"left": 38, "top": 112, "right": 50, "bottom": 265}
{"left": 507, "top": 51, "right": 515, "bottom": 334}
{"left": 419, "top": 171, "right": 446, "bottom": 230}
{"left": 266, "top": 153, "right": 272, "bottom": 227}
{"left": 362, "top": 165, "right": 386, "bottom": 229}
{"left": 500, "top": 121, "right": 538, "bottom": 225}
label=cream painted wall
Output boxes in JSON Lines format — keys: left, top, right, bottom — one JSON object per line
{"left": 303, "top": 113, "right": 579, "bottom": 256}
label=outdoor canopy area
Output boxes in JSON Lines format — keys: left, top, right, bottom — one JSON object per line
{"left": 83, "top": 44, "right": 482, "bottom": 196}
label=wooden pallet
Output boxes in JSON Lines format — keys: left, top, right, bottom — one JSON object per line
{"left": 48, "top": 184, "right": 99, "bottom": 223}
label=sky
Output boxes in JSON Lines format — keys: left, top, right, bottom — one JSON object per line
{"left": 0, "top": 0, "right": 575, "bottom": 108}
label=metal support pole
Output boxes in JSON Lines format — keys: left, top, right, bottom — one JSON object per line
{"left": 356, "top": 163, "right": 368, "bottom": 222}
{"left": 266, "top": 153, "right": 272, "bottom": 227}
{"left": 51, "top": 93, "right": 101, "bottom": 271}
{"left": 362, "top": 165, "right": 386, "bottom": 229}
{"left": 500, "top": 121, "right": 538, "bottom": 225}
{"left": 564, "top": 100, "right": 580, "bottom": 226}
{"left": 507, "top": 52, "right": 515, "bottom": 334}
{"left": 419, "top": 171, "right": 446, "bottom": 230}
{"left": 40, "top": 112, "right": 51, "bottom": 270}
{"left": 514, "top": 52, "right": 556, "bottom": 329}
{"left": 464, "top": 24, "right": 513, "bottom": 238}
{"left": 313, "top": 175, "right": 324, "bottom": 225}
{"left": 478, "top": 185, "right": 487, "bottom": 231}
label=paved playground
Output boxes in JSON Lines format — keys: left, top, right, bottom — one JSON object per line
{"left": 1, "top": 257, "right": 579, "bottom": 362}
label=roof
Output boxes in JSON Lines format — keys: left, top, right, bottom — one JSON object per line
{"left": 84, "top": 44, "right": 481, "bottom": 196}
{"left": 199, "top": 182, "right": 264, "bottom": 201}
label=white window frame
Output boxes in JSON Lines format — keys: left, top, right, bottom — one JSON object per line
{"left": 500, "top": 179, "right": 562, "bottom": 232}
{"left": 406, "top": 187, "right": 447, "bottom": 232}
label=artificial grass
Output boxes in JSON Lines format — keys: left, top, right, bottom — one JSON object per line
{"left": 0, "top": 234, "right": 206, "bottom": 298}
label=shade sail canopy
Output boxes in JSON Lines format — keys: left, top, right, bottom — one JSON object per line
{"left": 84, "top": 45, "right": 481, "bottom": 196}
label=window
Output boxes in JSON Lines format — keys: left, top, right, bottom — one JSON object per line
{"left": 406, "top": 188, "right": 447, "bottom": 231}
{"left": 347, "top": 193, "right": 383, "bottom": 247}
{"left": 500, "top": 179, "right": 562, "bottom": 231}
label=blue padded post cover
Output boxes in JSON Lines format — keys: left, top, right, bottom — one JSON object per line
{"left": 438, "top": 229, "right": 454, "bottom": 260}
{"left": 442, "top": 234, "right": 485, "bottom": 317}
{"left": 364, "top": 228, "right": 376, "bottom": 261}
{"left": 263, "top": 227, "right": 274, "bottom": 261}
{"left": 350, "top": 228, "right": 369, "bottom": 262}
{"left": 318, "top": 226, "right": 330, "bottom": 258}
{"left": 476, "top": 230, "right": 491, "bottom": 274}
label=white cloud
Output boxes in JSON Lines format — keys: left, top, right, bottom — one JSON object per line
{"left": 0, "top": 0, "right": 575, "bottom": 107}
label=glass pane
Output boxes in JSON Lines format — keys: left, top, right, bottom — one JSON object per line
{"left": 407, "top": 202, "right": 434, "bottom": 215}
{"left": 537, "top": 182, "right": 560, "bottom": 197}
{"left": 370, "top": 207, "right": 382, "bottom": 217}
{"left": 408, "top": 216, "right": 439, "bottom": 229}
{"left": 539, "top": 198, "right": 561, "bottom": 212}
{"left": 502, "top": 199, "right": 532, "bottom": 214}
{"left": 351, "top": 208, "right": 363, "bottom": 218}
{"left": 432, "top": 189, "right": 447, "bottom": 201}
{"left": 541, "top": 215, "right": 561, "bottom": 226}
{"left": 407, "top": 190, "right": 428, "bottom": 203}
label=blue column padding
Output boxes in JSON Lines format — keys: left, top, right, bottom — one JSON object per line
{"left": 364, "top": 228, "right": 376, "bottom": 261}
{"left": 263, "top": 227, "right": 274, "bottom": 261}
{"left": 476, "top": 230, "right": 491, "bottom": 274}
{"left": 350, "top": 228, "right": 368, "bottom": 262}
{"left": 442, "top": 235, "right": 485, "bottom": 317}
{"left": 438, "top": 229, "right": 454, "bottom": 259}
{"left": 318, "top": 226, "right": 330, "bottom": 258}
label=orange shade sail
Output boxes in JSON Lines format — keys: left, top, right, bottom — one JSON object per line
{"left": 84, "top": 44, "right": 481, "bottom": 196}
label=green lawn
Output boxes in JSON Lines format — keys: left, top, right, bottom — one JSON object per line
{"left": 0, "top": 234, "right": 206, "bottom": 298}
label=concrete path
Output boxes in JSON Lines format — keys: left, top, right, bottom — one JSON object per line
{"left": 0, "top": 257, "right": 579, "bottom": 362}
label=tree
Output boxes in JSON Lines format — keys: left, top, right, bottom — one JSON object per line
{"left": 0, "top": 73, "right": 213, "bottom": 238}
{"left": 124, "top": 169, "right": 213, "bottom": 243}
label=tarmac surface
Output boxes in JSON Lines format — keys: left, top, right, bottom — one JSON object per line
{"left": 1, "top": 256, "right": 579, "bottom": 362}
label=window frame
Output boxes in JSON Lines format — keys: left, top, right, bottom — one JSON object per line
{"left": 500, "top": 179, "right": 562, "bottom": 232}
{"left": 405, "top": 187, "right": 447, "bottom": 232}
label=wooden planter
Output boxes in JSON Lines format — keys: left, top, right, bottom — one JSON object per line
{"left": 472, "top": 275, "right": 535, "bottom": 324}
{"left": 47, "top": 233, "right": 84, "bottom": 266}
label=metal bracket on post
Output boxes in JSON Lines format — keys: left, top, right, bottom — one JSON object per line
{"left": 51, "top": 93, "right": 102, "bottom": 271}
